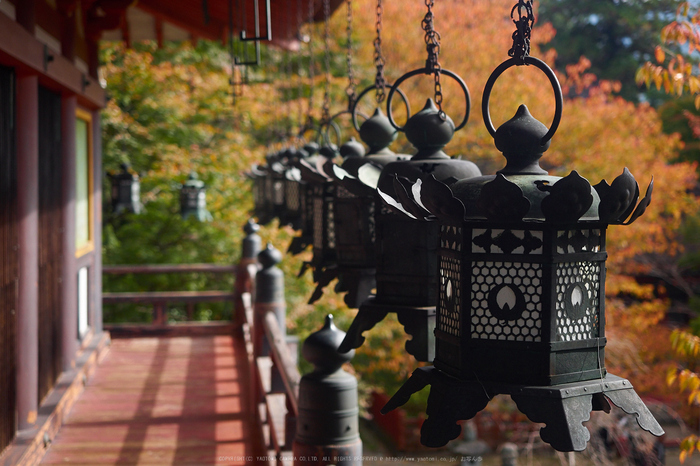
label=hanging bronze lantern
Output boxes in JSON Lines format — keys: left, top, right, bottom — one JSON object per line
{"left": 289, "top": 142, "right": 320, "bottom": 255}
{"left": 296, "top": 139, "right": 341, "bottom": 300}
{"left": 380, "top": 5, "right": 662, "bottom": 451}
{"left": 108, "top": 163, "right": 141, "bottom": 215}
{"left": 282, "top": 146, "right": 308, "bottom": 230}
{"left": 339, "top": 0, "right": 482, "bottom": 362}
{"left": 269, "top": 150, "right": 288, "bottom": 221}
{"left": 180, "top": 172, "right": 212, "bottom": 221}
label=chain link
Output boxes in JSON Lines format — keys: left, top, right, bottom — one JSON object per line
{"left": 305, "top": 0, "right": 315, "bottom": 131}
{"left": 321, "top": 0, "right": 332, "bottom": 125}
{"left": 373, "top": 0, "right": 386, "bottom": 103}
{"left": 296, "top": 0, "right": 304, "bottom": 136}
{"left": 508, "top": 0, "right": 535, "bottom": 63}
{"left": 345, "top": 0, "right": 357, "bottom": 108}
{"left": 422, "top": 0, "right": 445, "bottom": 120}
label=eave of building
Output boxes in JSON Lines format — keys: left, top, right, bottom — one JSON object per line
{"left": 99, "top": 0, "right": 345, "bottom": 48}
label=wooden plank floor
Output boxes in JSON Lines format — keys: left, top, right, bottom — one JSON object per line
{"left": 41, "top": 335, "right": 256, "bottom": 465}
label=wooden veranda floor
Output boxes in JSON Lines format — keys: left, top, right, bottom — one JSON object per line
{"left": 40, "top": 333, "right": 257, "bottom": 465}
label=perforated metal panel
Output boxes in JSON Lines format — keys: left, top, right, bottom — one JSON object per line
{"left": 285, "top": 179, "right": 300, "bottom": 213}
{"left": 555, "top": 261, "right": 601, "bottom": 342}
{"left": 470, "top": 261, "right": 543, "bottom": 342}
{"left": 273, "top": 179, "right": 285, "bottom": 206}
{"left": 313, "top": 194, "right": 324, "bottom": 250}
{"left": 326, "top": 199, "right": 336, "bottom": 249}
{"left": 438, "top": 255, "right": 462, "bottom": 337}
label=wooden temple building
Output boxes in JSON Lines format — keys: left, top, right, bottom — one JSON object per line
{"left": 0, "top": 1, "right": 342, "bottom": 464}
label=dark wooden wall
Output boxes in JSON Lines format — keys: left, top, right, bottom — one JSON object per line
{"left": 37, "top": 86, "right": 63, "bottom": 404}
{"left": 0, "top": 66, "right": 18, "bottom": 453}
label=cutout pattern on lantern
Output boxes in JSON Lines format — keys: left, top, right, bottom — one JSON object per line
{"left": 440, "top": 225, "right": 463, "bottom": 252}
{"left": 438, "top": 255, "right": 462, "bottom": 337}
{"left": 555, "top": 229, "right": 602, "bottom": 254}
{"left": 327, "top": 201, "right": 336, "bottom": 249}
{"left": 555, "top": 261, "right": 601, "bottom": 342}
{"left": 472, "top": 229, "right": 544, "bottom": 254}
{"left": 470, "top": 261, "right": 542, "bottom": 342}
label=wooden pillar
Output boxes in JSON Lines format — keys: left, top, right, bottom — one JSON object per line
{"left": 61, "top": 95, "right": 77, "bottom": 370}
{"left": 92, "top": 110, "right": 103, "bottom": 334}
{"left": 16, "top": 74, "right": 39, "bottom": 430}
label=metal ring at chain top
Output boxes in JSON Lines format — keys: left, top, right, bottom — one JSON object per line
{"left": 351, "top": 83, "right": 410, "bottom": 132}
{"left": 298, "top": 119, "right": 342, "bottom": 148}
{"left": 386, "top": 68, "right": 471, "bottom": 132}
{"left": 482, "top": 56, "right": 563, "bottom": 144}
{"left": 319, "top": 119, "right": 343, "bottom": 148}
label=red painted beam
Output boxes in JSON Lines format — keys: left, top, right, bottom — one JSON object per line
{"left": 0, "top": 13, "right": 105, "bottom": 108}
{"left": 137, "top": 0, "right": 227, "bottom": 42}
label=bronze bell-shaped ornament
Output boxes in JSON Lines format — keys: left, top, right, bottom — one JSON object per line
{"left": 339, "top": 97, "right": 482, "bottom": 362}
{"left": 381, "top": 57, "right": 662, "bottom": 453}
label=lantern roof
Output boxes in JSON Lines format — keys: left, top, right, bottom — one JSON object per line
{"left": 390, "top": 104, "right": 653, "bottom": 227}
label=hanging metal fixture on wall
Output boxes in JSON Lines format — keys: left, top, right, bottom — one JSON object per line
{"left": 380, "top": 0, "right": 663, "bottom": 451}
{"left": 108, "top": 163, "right": 141, "bottom": 215}
{"left": 338, "top": 0, "right": 481, "bottom": 362}
{"left": 234, "top": 0, "right": 272, "bottom": 66}
{"left": 180, "top": 172, "right": 213, "bottom": 222}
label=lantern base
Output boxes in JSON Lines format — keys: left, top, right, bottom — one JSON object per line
{"left": 338, "top": 297, "right": 436, "bottom": 361}
{"left": 289, "top": 234, "right": 313, "bottom": 255}
{"left": 382, "top": 366, "right": 663, "bottom": 452}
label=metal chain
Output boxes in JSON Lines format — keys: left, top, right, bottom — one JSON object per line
{"left": 296, "top": 0, "right": 304, "bottom": 136}
{"left": 373, "top": 0, "right": 386, "bottom": 103}
{"left": 321, "top": 0, "right": 332, "bottom": 125}
{"left": 305, "top": 0, "right": 315, "bottom": 130}
{"left": 345, "top": 0, "right": 357, "bottom": 109}
{"left": 508, "top": 0, "right": 535, "bottom": 63}
{"left": 422, "top": 0, "right": 445, "bottom": 120}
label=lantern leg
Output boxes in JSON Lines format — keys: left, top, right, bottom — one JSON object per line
{"left": 381, "top": 367, "right": 492, "bottom": 448}
{"left": 308, "top": 267, "right": 339, "bottom": 304}
{"left": 288, "top": 234, "right": 312, "bottom": 255}
{"left": 511, "top": 390, "right": 593, "bottom": 452}
{"left": 338, "top": 304, "right": 389, "bottom": 354}
{"left": 337, "top": 269, "right": 376, "bottom": 309}
{"left": 396, "top": 306, "right": 436, "bottom": 362}
{"left": 603, "top": 383, "right": 665, "bottom": 437}
{"left": 510, "top": 374, "right": 664, "bottom": 452}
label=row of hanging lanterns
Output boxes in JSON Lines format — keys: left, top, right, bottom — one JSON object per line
{"left": 247, "top": 0, "right": 664, "bottom": 453}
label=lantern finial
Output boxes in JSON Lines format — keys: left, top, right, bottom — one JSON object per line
{"left": 495, "top": 104, "right": 549, "bottom": 175}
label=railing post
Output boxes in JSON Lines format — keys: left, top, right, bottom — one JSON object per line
{"left": 293, "top": 315, "right": 362, "bottom": 466}
{"left": 234, "top": 219, "right": 261, "bottom": 330}
{"left": 254, "top": 243, "right": 285, "bottom": 357}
